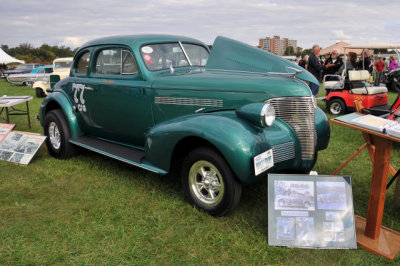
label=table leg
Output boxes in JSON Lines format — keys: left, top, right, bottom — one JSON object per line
{"left": 365, "top": 136, "right": 392, "bottom": 239}
{"left": 26, "top": 101, "right": 31, "bottom": 128}
{"left": 6, "top": 107, "right": 9, "bottom": 123}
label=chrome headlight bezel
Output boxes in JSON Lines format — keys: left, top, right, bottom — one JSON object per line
{"left": 261, "top": 103, "right": 275, "bottom": 127}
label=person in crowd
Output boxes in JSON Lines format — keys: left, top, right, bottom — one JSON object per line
{"left": 357, "top": 50, "right": 371, "bottom": 70}
{"left": 374, "top": 57, "right": 385, "bottom": 86}
{"left": 338, "top": 52, "right": 358, "bottom": 75}
{"left": 388, "top": 56, "right": 399, "bottom": 71}
{"left": 322, "top": 49, "right": 343, "bottom": 80}
{"left": 368, "top": 55, "right": 374, "bottom": 75}
{"left": 294, "top": 59, "right": 298, "bottom": 64}
{"left": 383, "top": 57, "right": 389, "bottom": 72}
{"left": 298, "top": 55, "right": 308, "bottom": 69}
{"left": 307, "top": 45, "right": 334, "bottom": 96}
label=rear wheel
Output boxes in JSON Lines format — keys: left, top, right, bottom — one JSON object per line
{"left": 328, "top": 99, "right": 345, "bottom": 115}
{"left": 44, "top": 109, "right": 76, "bottom": 159}
{"left": 181, "top": 147, "right": 242, "bottom": 216}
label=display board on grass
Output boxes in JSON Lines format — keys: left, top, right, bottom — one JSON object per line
{"left": 268, "top": 174, "right": 356, "bottom": 249}
{"left": 0, "top": 131, "right": 46, "bottom": 165}
{"left": 0, "top": 123, "right": 15, "bottom": 143}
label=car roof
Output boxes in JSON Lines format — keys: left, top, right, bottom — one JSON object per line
{"left": 79, "top": 34, "right": 206, "bottom": 49}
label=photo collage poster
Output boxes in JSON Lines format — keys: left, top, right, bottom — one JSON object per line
{"left": 0, "top": 123, "right": 15, "bottom": 143}
{"left": 0, "top": 131, "right": 46, "bottom": 165}
{"left": 268, "top": 174, "right": 356, "bottom": 249}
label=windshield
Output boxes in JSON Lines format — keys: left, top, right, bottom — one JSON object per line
{"left": 140, "top": 42, "right": 209, "bottom": 71}
{"left": 55, "top": 61, "right": 72, "bottom": 69}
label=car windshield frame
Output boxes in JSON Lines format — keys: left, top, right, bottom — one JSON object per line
{"left": 140, "top": 41, "right": 209, "bottom": 72}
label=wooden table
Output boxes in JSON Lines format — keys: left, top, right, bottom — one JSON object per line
{"left": 332, "top": 113, "right": 400, "bottom": 260}
{"left": 0, "top": 96, "right": 33, "bottom": 128}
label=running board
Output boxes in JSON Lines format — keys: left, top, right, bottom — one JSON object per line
{"left": 69, "top": 136, "right": 167, "bottom": 174}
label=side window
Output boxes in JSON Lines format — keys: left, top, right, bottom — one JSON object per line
{"left": 37, "top": 69, "right": 45, "bottom": 74}
{"left": 95, "top": 48, "right": 137, "bottom": 75}
{"left": 76, "top": 52, "right": 90, "bottom": 74}
{"left": 45, "top": 68, "right": 53, "bottom": 73}
{"left": 122, "top": 50, "right": 138, "bottom": 74}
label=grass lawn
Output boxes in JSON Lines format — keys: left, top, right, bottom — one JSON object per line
{"left": 1, "top": 78, "right": 400, "bottom": 264}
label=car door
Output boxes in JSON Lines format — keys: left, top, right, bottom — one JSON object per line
{"left": 77, "top": 46, "right": 153, "bottom": 146}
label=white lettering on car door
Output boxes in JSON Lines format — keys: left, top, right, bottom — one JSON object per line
{"left": 72, "top": 83, "right": 93, "bottom": 112}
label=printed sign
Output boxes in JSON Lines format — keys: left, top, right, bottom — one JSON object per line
{"left": 0, "top": 123, "right": 15, "bottom": 143}
{"left": 0, "top": 132, "right": 46, "bottom": 165}
{"left": 268, "top": 174, "right": 356, "bottom": 249}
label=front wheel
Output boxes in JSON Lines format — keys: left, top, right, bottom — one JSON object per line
{"left": 327, "top": 99, "right": 345, "bottom": 115}
{"left": 181, "top": 147, "right": 242, "bottom": 216}
{"left": 44, "top": 109, "right": 77, "bottom": 159}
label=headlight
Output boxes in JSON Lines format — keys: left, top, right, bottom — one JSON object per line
{"left": 261, "top": 103, "right": 275, "bottom": 127}
{"left": 236, "top": 103, "right": 275, "bottom": 127}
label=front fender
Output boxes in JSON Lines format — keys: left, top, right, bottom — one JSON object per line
{"left": 145, "top": 112, "right": 300, "bottom": 184}
{"left": 39, "top": 91, "right": 83, "bottom": 138}
{"left": 315, "top": 107, "right": 330, "bottom": 150}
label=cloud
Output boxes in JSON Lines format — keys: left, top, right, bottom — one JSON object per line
{"left": 331, "top": 30, "right": 352, "bottom": 41}
{"left": 0, "top": 0, "right": 399, "bottom": 49}
{"left": 59, "top": 37, "right": 86, "bottom": 48}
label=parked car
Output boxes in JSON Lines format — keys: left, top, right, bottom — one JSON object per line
{"left": 6, "top": 65, "right": 53, "bottom": 86}
{"left": 276, "top": 191, "right": 313, "bottom": 208}
{"left": 33, "top": 57, "right": 73, "bottom": 97}
{"left": 1, "top": 63, "right": 41, "bottom": 78}
{"left": 39, "top": 34, "right": 330, "bottom": 216}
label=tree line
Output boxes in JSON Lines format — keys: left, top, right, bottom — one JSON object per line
{"left": 1, "top": 43, "right": 77, "bottom": 64}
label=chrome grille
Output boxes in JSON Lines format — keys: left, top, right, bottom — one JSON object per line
{"left": 267, "top": 97, "right": 315, "bottom": 159}
{"left": 272, "top": 142, "right": 295, "bottom": 163}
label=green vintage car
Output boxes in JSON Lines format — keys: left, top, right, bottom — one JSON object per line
{"left": 39, "top": 34, "right": 330, "bottom": 216}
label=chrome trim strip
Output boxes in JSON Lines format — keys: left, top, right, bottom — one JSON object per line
{"left": 155, "top": 96, "right": 223, "bottom": 107}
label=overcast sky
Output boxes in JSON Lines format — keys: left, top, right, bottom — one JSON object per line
{"left": 1, "top": 0, "right": 399, "bottom": 50}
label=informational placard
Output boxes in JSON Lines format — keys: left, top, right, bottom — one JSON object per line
{"left": 0, "top": 123, "right": 15, "bottom": 143}
{"left": 0, "top": 131, "right": 46, "bottom": 165}
{"left": 268, "top": 174, "right": 356, "bottom": 249}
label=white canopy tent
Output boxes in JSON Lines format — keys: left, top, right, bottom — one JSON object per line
{"left": 0, "top": 48, "right": 25, "bottom": 64}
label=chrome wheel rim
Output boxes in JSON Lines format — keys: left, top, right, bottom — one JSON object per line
{"left": 48, "top": 122, "right": 61, "bottom": 149}
{"left": 330, "top": 102, "right": 342, "bottom": 115}
{"left": 188, "top": 160, "right": 224, "bottom": 207}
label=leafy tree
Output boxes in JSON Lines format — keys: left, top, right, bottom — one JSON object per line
{"left": 0, "top": 43, "right": 76, "bottom": 64}
{"left": 284, "top": 46, "right": 295, "bottom": 56}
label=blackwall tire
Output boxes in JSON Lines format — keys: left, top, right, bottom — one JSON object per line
{"left": 44, "top": 109, "right": 76, "bottom": 159}
{"left": 328, "top": 99, "right": 345, "bottom": 115}
{"left": 35, "top": 88, "right": 46, "bottom": 98}
{"left": 181, "top": 147, "right": 242, "bottom": 216}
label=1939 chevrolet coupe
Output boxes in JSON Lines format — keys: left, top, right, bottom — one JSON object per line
{"left": 39, "top": 35, "right": 330, "bottom": 216}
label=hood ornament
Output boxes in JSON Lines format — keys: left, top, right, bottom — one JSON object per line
{"left": 265, "top": 67, "right": 303, "bottom": 78}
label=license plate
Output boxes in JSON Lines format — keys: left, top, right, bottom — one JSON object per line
{"left": 254, "top": 149, "right": 274, "bottom": 176}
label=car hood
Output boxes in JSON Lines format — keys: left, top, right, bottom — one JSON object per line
{"left": 205, "top": 36, "right": 318, "bottom": 85}
{"left": 152, "top": 68, "right": 311, "bottom": 98}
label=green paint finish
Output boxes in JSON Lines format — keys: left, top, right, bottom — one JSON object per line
{"left": 146, "top": 112, "right": 306, "bottom": 184}
{"left": 40, "top": 89, "right": 83, "bottom": 138}
{"left": 40, "top": 34, "right": 329, "bottom": 182}
{"left": 207, "top": 36, "right": 319, "bottom": 85}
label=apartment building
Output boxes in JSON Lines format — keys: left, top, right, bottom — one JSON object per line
{"left": 259, "top": 35, "right": 297, "bottom": 56}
